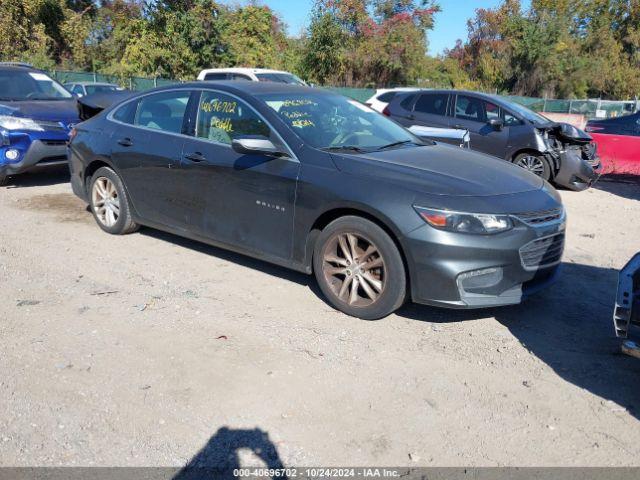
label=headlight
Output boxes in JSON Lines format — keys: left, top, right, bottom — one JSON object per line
{"left": 414, "top": 206, "right": 513, "bottom": 234}
{"left": 0, "top": 115, "right": 44, "bottom": 132}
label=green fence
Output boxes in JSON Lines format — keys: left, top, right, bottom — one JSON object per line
{"left": 49, "top": 70, "right": 180, "bottom": 91}
{"left": 48, "top": 70, "right": 638, "bottom": 119}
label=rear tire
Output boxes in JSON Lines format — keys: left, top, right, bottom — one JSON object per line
{"left": 89, "top": 166, "right": 139, "bottom": 235}
{"left": 513, "top": 153, "right": 552, "bottom": 181}
{"left": 313, "top": 216, "right": 406, "bottom": 320}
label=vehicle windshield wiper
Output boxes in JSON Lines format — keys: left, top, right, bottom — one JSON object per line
{"left": 321, "top": 145, "right": 367, "bottom": 153}
{"left": 375, "top": 140, "right": 420, "bottom": 151}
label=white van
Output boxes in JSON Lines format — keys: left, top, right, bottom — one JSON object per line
{"left": 197, "top": 68, "right": 307, "bottom": 85}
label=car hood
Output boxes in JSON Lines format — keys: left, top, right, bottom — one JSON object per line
{"left": 0, "top": 99, "right": 79, "bottom": 126}
{"left": 330, "top": 143, "right": 543, "bottom": 197}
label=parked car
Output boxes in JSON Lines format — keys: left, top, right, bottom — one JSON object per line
{"left": 385, "top": 89, "right": 601, "bottom": 191}
{"left": 69, "top": 82, "right": 566, "bottom": 319}
{"left": 197, "top": 68, "right": 307, "bottom": 86}
{"left": 586, "top": 112, "right": 640, "bottom": 175}
{"left": 0, "top": 63, "right": 79, "bottom": 185}
{"left": 64, "top": 82, "right": 124, "bottom": 97}
{"left": 613, "top": 253, "right": 640, "bottom": 359}
{"left": 587, "top": 111, "right": 640, "bottom": 136}
{"left": 364, "top": 88, "right": 418, "bottom": 113}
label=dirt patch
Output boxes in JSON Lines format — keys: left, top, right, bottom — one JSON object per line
{"left": 14, "top": 193, "right": 91, "bottom": 224}
{"left": 1, "top": 179, "right": 640, "bottom": 467}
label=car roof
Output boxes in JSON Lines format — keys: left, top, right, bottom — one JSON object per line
{"left": 375, "top": 87, "right": 419, "bottom": 94}
{"left": 0, "top": 64, "right": 41, "bottom": 73}
{"left": 199, "top": 68, "right": 293, "bottom": 75}
{"left": 67, "top": 82, "right": 119, "bottom": 87}
{"left": 392, "top": 88, "right": 517, "bottom": 106}
{"left": 163, "top": 80, "right": 327, "bottom": 96}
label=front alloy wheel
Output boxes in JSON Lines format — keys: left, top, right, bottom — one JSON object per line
{"left": 313, "top": 216, "right": 406, "bottom": 320}
{"left": 322, "top": 232, "right": 386, "bottom": 307}
{"left": 513, "top": 153, "right": 551, "bottom": 181}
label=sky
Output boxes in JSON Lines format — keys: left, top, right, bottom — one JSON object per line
{"left": 219, "top": 0, "right": 531, "bottom": 55}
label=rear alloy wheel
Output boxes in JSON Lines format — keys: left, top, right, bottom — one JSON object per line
{"left": 89, "top": 166, "right": 139, "bottom": 235}
{"left": 313, "top": 216, "right": 406, "bottom": 320}
{"left": 513, "top": 153, "right": 551, "bottom": 181}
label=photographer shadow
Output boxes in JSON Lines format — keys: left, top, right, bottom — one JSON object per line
{"left": 173, "top": 427, "right": 286, "bottom": 480}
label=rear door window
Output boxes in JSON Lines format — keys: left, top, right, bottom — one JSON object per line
{"left": 134, "top": 91, "right": 190, "bottom": 134}
{"left": 414, "top": 93, "right": 449, "bottom": 116}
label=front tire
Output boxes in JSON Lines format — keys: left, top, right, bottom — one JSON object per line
{"left": 513, "top": 153, "right": 552, "bottom": 181}
{"left": 0, "top": 175, "right": 7, "bottom": 186}
{"left": 89, "top": 166, "right": 139, "bottom": 235}
{"left": 313, "top": 216, "right": 406, "bottom": 320}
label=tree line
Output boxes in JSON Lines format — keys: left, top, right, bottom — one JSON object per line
{"left": 0, "top": 0, "right": 638, "bottom": 99}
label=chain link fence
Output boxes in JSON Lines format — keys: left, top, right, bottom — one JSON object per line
{"left": 48, "top": 70, "right": 639, "bottom": 120}
{"left": 48, "top": 70, "right": 180, "bottom": 91}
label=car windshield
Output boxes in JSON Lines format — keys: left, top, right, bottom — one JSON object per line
{"left": 259, "top": 92, "right": 421, "bottom": 151}
{"left": 0, "top": 70, "right": 73, "bottom": 100}
{"left": 498, "top": 96, "right": 549, "bottom": 124}
{"left": 85, "top": 84, "right": 118, "bottom": 95}
{"left": 256, "top": 73, "right": 307, "bottom": 86}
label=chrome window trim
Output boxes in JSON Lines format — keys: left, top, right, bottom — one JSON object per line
{"left": 106, "top": 87, "right": 298, "bottom": 163}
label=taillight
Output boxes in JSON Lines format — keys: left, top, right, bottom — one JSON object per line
{"left": 69, "top": 127, "right": 77, "bottom": 143}
{"left": 382, "top": 106, "right": 391, "bottom": 116}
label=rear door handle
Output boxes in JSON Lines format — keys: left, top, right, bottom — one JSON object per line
{"left": 117, "top": 137, "right": 133, "bottom": 147}
{"left": 452, "top": 124, "right": 466, "bottom": 130}
{"left": 184, "top": 152, "right": 206, "bottom": 163}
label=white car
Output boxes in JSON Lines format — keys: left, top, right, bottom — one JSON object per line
{"left": 197, "top": 68, "right": 306, "bottom": 85}
{"left": 364, "top": 88, "right": 418, "bottom": 113}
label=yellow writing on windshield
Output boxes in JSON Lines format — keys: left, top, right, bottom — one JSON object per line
{"left": 292, "top": 119, "right": 315, "bottom": 128}
{"left": 282, "top": 99, "right": 315, "bottom": 107}
{"left": 282, "top": 110, "right": 309, "bottom": 119}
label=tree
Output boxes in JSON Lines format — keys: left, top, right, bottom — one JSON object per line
{"left": 448, "top": 0, "right": 640, "bottom": 98}
{"left": 301, "top": 0, "right": 439, "bottom": 86}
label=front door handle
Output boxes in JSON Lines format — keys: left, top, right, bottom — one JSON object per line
{"left": 117, "top": 137, "right": 133, "bottom": 147}
{"left": 184, "top": 152, "right": 206, "bottom": 163}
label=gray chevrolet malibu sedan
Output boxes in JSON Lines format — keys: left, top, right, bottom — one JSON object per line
{"left": 69, "top": 82, "right": 566, "bottom": 319}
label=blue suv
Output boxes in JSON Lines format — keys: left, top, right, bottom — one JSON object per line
{"left": 0, "top": 63, "right": 79, "bottom": 185}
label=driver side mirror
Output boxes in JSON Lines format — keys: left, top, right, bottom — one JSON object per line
{"left": 488, "top": 118, "right": 504, "bottom": 131}
{"left": 231, "top": 137, "right": 288, "bottom": 157}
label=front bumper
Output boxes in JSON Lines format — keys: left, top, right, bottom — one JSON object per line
{"left": 0, "top": 131, "right": 69, "bottom": 177}
{"left": 552, "top": 147, "right": 601, "bottom": 192}
{"left": 404, "top": 216, "right": 565, "bottom": 309}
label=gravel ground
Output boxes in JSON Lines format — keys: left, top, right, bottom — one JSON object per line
{"left": 1, "top": 168, "right": 639, "bottom": 467}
